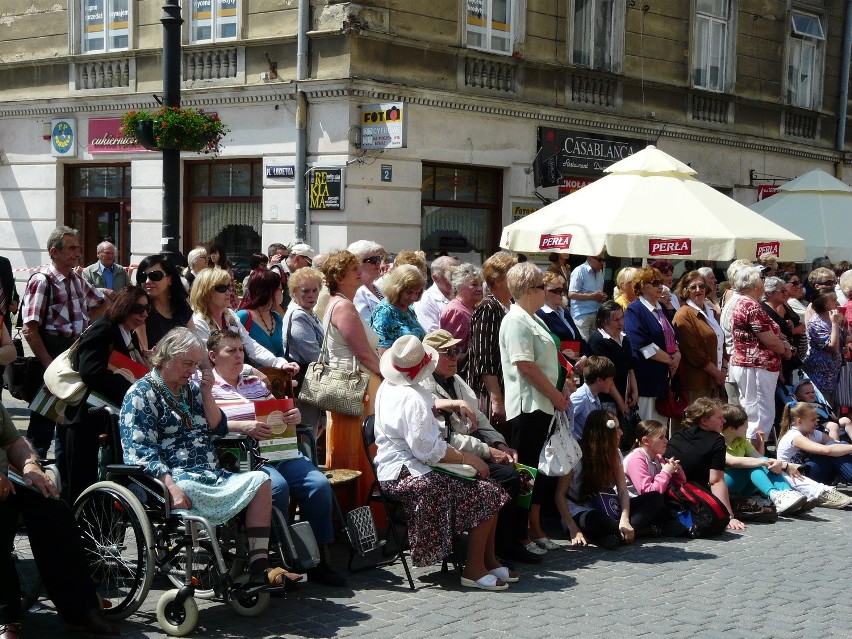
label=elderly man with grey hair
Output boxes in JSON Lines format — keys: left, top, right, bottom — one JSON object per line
{"left": 347, "top": 240, "right": 385, "bottom": 322}
{"left": 82, "top": 240, "right": 129, "bottom": 300}
{"left": 414, "top": 255, "right": 460, "bottom": 332}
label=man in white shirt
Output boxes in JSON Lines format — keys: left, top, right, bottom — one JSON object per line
{"left": 414, "top": 255, "right": 459, "bottom": 332}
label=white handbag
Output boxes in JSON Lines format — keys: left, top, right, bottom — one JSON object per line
{"left": 538, "top": 410, "right": 582, "bottom": 477}
{"left": 43, "top": 345, "right": 87, "bottom": 406}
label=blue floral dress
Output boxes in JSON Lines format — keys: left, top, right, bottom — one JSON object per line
{"left": 802, "top": 315, "right": 845, "bottom": 395}
{"left": 120, "top": 373, "right": 268, "bottom": 526}
{"left": 370, "top": 300, "right": 425, "bottom": 349}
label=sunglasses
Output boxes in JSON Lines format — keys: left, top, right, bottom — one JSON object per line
{"left": 440, "top": 347, "right": 462, "bottom": 357}
{"left": 687, "top": 283, "right": 707, "bottom": 291}
{"left": 130, "top": 303, "right": 152, "bottom": 315}
{"left": 817, "top": 280, "right": 836, "bottom": 287}
{"left": 650, "top": 279, "right": 663, "bottom": 287}
{"left": 532, "top": 284, "right": 546, "bottom": 290}
{"left": 144, "top": 270, "right": 166, "bottom": 282}
{"left": 362, "top": 255, "right": 383, "bottom": 265}
{"left": 592, "top": 256, "right": 606, "bottom": 262}
{"left": 547, "top": 287, "right": 565, "bottom": 294}
{"left": 787, "top": 279, "right": 801, "bottom": 286}
{"left": 213, "top": 284, "right": 230, "bottom": 293}
{"left": 210, "top": 328, "right": 240, "bottom": 338}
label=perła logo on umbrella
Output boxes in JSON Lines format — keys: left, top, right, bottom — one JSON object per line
{"left": 649, "top": 238, "right": 692, "bottom": 256}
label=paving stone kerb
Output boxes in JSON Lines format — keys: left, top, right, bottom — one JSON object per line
{"left": 4, "top": 394, "right": 851, "bottom": 639}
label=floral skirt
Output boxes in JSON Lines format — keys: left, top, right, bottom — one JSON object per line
{"left": 174, "top": 470, "right": 268, "bottom": 526}
{"left": 380, "top": 466, "right": 507, "bottom": 567}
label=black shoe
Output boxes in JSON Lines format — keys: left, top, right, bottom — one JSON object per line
{"left": 70, "top": 608, "right": 120, "bottom": 636}
{"left": 596, "top": 534, "right": 621, "bottom": 550}
{"left": 496, "top": 542, "right": 544, "bottom": 565}
{"left": 306, "top": 562, "right": 347, "bottom": 587}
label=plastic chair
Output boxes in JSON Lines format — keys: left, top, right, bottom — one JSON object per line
{"left": 346, "top": 415, "right": 415, "bottom": 590}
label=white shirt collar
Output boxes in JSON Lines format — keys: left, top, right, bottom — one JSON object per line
{"left": 639, "top": 296, "right": 662, "bottom": 313}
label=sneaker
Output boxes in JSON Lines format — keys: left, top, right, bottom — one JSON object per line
{"left": 523, "top": 541, "right": 548, "bottom": 555}
{"left": 532, "top": 537, "right": 561, "bottom": 551}
{"left": 496, "top": 542, "right": 544, "bottom": 564}
{"left": 768, "top": 489, "right": 807, "bottom": 515}
{"left": 817, "top": 488, "right": 852, "bottom": 509}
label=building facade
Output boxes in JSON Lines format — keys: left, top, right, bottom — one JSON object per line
{"left": 0, "top": 1, "right": 849, "bottom": 277}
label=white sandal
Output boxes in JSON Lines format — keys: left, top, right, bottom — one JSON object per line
{"left": 460, "top": 574, "right": 508, "bottom": 591}
{"left": 489, "top": 566, "right": 520, "bottom": 583}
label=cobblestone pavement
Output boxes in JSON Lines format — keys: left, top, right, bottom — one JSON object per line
{"left": 5, "top": 396, "right": 851, "bottom": 639}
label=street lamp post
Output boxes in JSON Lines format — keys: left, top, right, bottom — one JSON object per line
{"left": 161, "top": 2, "right": 184, "bottom": 264}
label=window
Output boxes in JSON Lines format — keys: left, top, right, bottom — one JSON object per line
{"left": 787, "top": 11, "right": 825, "bottom": 109}
{"left": 692, "top": 0, "right": 731, "bottom": 92}
{"left": 466, "top": 0, "right": 514, "bottom": 55}
{"left": 190, "top": 0, "right": 239, "bottom": 44}
{"left": 571, "top": 0, "right": 624, "bottom": 72}
{"left": 81, "top": 0, "right": 129, "bottom": 53}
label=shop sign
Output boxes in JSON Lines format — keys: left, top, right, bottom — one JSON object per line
{"left": 535, "top": 127, "right": 643, "bottom": 187}
{"left": 512, "top": 203, "right": 540, "bottom": 221}
{"left": 756, "top": 184, "right": 781, "bottom": 201}
{"left": 558, "top": 178, "right": 595, "bottom": 198}
{"left": 266, "top": 165, "right": 295, "bottom": 178}
{"left": 755, "top": 241, "right": 780, "bottom": 258}
{"left": 360, "top": 102, "right": 406, "bottom": 149}
{"left": 309, "top": 167, "right": 344, "bottom": 210}
{"left": 51, "top": 118, "right": 77, "bottom": 157}
{"left": 648, "top": 238, "right": 692, "bottom": 256}
{"left": 88, "top": 117, "right": 147, "bottom": 154}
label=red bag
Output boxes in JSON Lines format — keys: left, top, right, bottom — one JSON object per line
{"left": 656, "top": 370, "right": 688, "bottom": 419}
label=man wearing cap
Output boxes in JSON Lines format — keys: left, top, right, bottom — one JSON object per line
{"left": 420, "top": 330, "right": 541, "bottom": 565}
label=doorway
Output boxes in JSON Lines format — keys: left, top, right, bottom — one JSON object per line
{"left": 65, "top": 165, "right": 132, "bottom": 267}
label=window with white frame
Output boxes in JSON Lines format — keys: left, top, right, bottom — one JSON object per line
{"left": 692, "top": 0, "right": 731, "bottom": 92}
{"left": 787, "top": 11, "right": 825, "bottom": 110}
{"left": 466, "top": 0, "right": 514, "bottom": 55}
{"left": 190, "top": 0, "right": 239, "bottom": 44}
{"left": 572, "top": 0, "right": 624, "bottom": 72}
{"left": 81, "top": 0, "right": 129, "bottom": 53}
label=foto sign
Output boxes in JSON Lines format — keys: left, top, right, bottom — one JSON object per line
{"left": 360, "top": 102, "right": 406, "bottom": 149}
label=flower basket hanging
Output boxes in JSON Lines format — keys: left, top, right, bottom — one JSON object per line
{"left": 120, "top": 106, "right": 229, "bottom": 154}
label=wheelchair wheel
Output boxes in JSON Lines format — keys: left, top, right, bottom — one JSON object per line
{"left": 164, "top": 516, "right": 245, "bottom": 599}
{"left": 13, "top": 522, "right": 43, "bottom": 611}
{"left": 156, "top": 589, "right": 199, "bottom": 637}
{"left": 229, "top": 574, "right": 271, "bottom": 617}
{"left": 73, "top": 481, "right": 155, "bottom": 620}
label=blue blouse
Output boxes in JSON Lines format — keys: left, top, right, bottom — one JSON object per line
{"left": 370, "top": 300, "right": 426, "bottom": 348}
{"left": 236, "top": 309, "right": 284, "bottom": 358}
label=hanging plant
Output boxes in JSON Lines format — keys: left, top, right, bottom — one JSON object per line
{"left": 120, "top": 106, "right": 229, "bottom": 154}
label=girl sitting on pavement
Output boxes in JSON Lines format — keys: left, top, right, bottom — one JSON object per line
{"left": 720, "top": 404, "right": 808, "bottom": 515}
{"left": 776, "top": 402, "right": 852, "bottom": 503}
{"left": 556, "top": 410, "right": 668, "bottom": 549}
{"left": 623, "top": 419, "right": 686, "bottom": 496}
{"left": 793, "top": 378, "right": 852, "bottom": 443}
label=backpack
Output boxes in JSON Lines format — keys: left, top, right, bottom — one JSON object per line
{"left": 665, "top": 481, "right": 730, "bottom": 538}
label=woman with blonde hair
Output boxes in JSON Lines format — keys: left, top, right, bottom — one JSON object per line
{"left": 614, "top": 267, "right": 639, "bottom": 310}
{"left": 371, "top": 264, "right": 427, "bottom": 354}
{"left": 320, "top": 250, "right": 382, "bottom": 504}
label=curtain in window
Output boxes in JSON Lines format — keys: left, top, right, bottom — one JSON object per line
{"left": 573, "top": 0, "right": 613, "bottom": 70}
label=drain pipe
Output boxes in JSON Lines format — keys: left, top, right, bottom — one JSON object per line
{"left": 836, "top": 0, "right": 852, "bottom": 179}
{"left": 294, "top": 0, "right": 310, "bottom": 242}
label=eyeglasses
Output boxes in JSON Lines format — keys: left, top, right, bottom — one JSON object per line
{"left": 687, "top": 283, "right": 707, "bottom": 291}
{"left": 299, "top": 287, "right": 319, "bottom": 295}
{"left": 404, "top": 288, "right": 424, "bottom": 297}
{"left": 592, "top": 256, "right": 606, "bottom": 263}
{"left": 439, "top": 347, "right": 462, "bottom": 357}
{"left": 129, "top": 302, "right": 152, "bottom": 315}
{"left": 144, "top": 270, "right": 166, "bottom": 282}
{"left": 649, "top": 279, "right": 663, "bottom": 287}
{"left": 787, "top": 280, "right": 801, "bottom": 286}
{"left": 547, "top": 287, "right": 565, "bottom": 295}
{"left": 299, "top": 255, "right": 313, "bottom": 265}
{"left": 817, "top": 280, "right": 836, "bottom": 287}
{"left": 213, "top": 284, "right": 230, "bottom": 293}
{"left": 362, "top": 255, "right": 383, "bottom": 265}
{"left": 532, "top": 284, "right": 546, "bottom": 290}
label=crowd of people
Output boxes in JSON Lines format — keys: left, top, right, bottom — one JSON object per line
{"left": 2, "top": 227, "right": 852, "bottom": 634}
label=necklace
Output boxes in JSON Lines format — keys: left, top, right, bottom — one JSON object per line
{"left": 256, "top": 309, "right": 275, "bottom": 335}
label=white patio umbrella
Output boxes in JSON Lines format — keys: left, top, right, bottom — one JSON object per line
{"left": 500, "top": 145, "right": 806, "bottom": 262}
{"left": 749, "top": 169, "right": 852, "bottom": 263}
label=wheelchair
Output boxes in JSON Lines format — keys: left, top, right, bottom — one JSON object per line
{"left": 72, "top": 429, "right": 320, "bottom": 637}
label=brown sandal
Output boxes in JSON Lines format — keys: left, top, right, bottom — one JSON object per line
{"left": 266, "top": 567, "right": 303, "bottom": 586}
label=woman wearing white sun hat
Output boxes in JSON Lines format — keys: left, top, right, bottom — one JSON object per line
{"left": 373, "top": 335, "right": 514, "bottom": 591}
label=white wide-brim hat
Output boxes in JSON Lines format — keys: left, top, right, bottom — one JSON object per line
{"left": 380, "top": 335, "right": 439, "bottom": 387}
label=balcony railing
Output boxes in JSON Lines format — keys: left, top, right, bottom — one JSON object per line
{"left": 462, "top": 55, "right": 518, "bottom": 94}
{"left": 690, "top": 92, "right": 730, "bottom": 124}
{"left": 73, "top": 57, "right": 133, "bottom": 91}
{"left": 566, "top": 72, "right": 617, "bottom": 108}
{"left": 783, "top": 110, "right": 818, "bottom": 139}
{"left": 183, "top": 47, "right": 241, "bottom": 81}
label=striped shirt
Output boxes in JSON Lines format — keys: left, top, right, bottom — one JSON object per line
{"left": 210, "top": 365, "right": 273, "bottom": 421}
